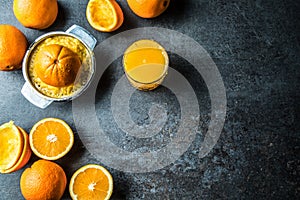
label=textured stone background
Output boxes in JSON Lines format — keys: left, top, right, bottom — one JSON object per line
{"left": 0, "top": 0, "right": 299, "bottom": 199}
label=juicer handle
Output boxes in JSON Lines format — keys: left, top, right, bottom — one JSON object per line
{"left": 66, "top": 25, "right": 97, "bottom": 50}
{"left": 21, "top": 82, "right": 53, "bottom": 109}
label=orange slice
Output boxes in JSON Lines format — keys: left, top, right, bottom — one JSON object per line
{"left": 69, "top": 164, "right": 113, "bottom": 200}
{"left": 0, "top": 121, "right": 24, "bottom": 172}
{"left": 86, "top": 0, "right": 124, "bottom": 32}
{"left": 2, "top": 127, "right": 32, "bottom": 173}
{"left": 29, "top": 118, "right": 74, "bottom": 160}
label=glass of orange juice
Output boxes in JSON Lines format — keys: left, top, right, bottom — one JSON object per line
{"left": 123, "top": 39, "right": 169, "bottom": 91}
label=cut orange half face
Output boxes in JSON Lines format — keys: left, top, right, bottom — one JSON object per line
{"left": 86, "top": 0, "right": 124, "bottom": 32}
{"left": 29, "top": 118, "right": 74, "bottom": 160}
{"left": 69, "top": 164, "right": 113, "bottom": 200}
{"left": 0, "top": 121, "right": 24, "bottom": 172}
{"left": 2, "top": 127, "right": 32, "bottom": 173}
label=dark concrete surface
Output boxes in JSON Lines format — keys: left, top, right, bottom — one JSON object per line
{"left": 0, "top": 0, "right": 299, "bottom": 199}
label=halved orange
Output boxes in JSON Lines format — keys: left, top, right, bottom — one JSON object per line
{"left": 0, "top": 121, "right": 24, "bottom": 172}
{"left": 2, "top": 127, "right": 32, "bottom": 173}
{"left": 86, "top": 0, "right": 124, "bottom": 32}
{"left": 29, "top": 118, "right": 74, "bottom": 160}
{"left": 69, "top": 164, "right": 113, "bottom": 200}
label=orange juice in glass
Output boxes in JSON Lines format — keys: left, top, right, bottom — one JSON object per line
{"left": 123, "top": 39, "right": 169, "bottom": 91}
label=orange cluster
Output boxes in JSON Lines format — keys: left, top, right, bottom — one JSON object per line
{"left": 0, "top": 0, "right": 172, "bottom": 199}
{"left": 0, "top": 118, "right": 114, "bottom": 200}
{"left": 0, "top": 118, "right": 74, "bottom": 199}
{"left": 86, "top": 0, "right": 170, "bottom": 32}
{"left": 0, "top": 0, "right": 171, "bottom": 71}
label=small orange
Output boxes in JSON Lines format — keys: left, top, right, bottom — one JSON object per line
{"left": 127, "top": 0, "right": 170, "bottom": 18}
{"left": 0, "top": 25, "right": 27, "bottom": 71}
{"left": 29, "top": 118, "right": 74, "bottom": 160}
{"left": 34, "top": 44, "right": 81, "bottom": 87}
{"left": 69, "top": 164, "right": 113, "bottom": 200}
{"left": 20, "top": 160, "right": 67, "bottom": 200}
{"left": 0, "top": 121, "right": 24, "bottom": 172}
{"left": 1, "top": 127, "right": 32, "bottom": 173}
{"left": 86, "top": 0, "right": 124, "bottom": 32}
{"left": 13, "top": 0, "right": 58, "bottom": 29}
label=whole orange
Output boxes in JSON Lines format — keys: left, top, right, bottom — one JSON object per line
{"left": 0, "top": 25, "right": 27, "bottom": 71}
{"left": 13, "top": 0, "right": 58, "bottom": 29}
{"left": 20, "top": 160, "right": 67, "bottom": 200}
{"left": 127, "top": 0, "right": 170, "bottom": 18}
